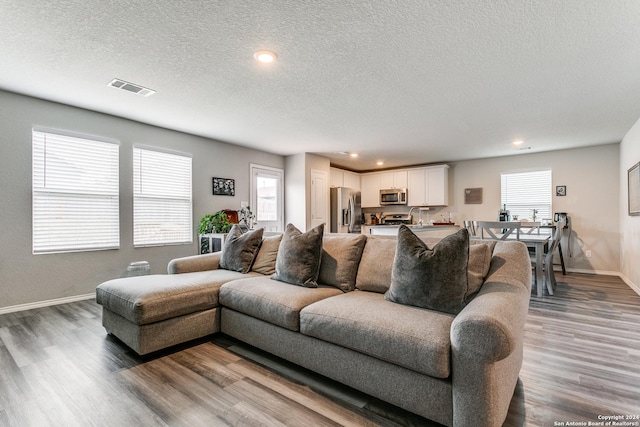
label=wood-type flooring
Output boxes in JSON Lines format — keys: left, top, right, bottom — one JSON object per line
{"left": 0, "top": 273, "right": 639, "bottom": 426}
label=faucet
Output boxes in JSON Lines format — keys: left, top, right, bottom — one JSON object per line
{"left": 532, "top": 209, "right": 538, "bottom": 222}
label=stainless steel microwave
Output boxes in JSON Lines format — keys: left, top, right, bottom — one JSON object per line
{"left": 380, "top": 188, "right": 408, "bottom": 205}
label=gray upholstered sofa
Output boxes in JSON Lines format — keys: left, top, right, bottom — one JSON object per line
{"left": 96, "top": 226, "right": 532, "bottom": 427}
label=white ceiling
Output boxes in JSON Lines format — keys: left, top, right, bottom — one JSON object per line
{"left": 1, "top": 1, "right": 640, "bottom": 171}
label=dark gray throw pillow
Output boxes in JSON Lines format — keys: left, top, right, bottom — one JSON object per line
{"left": 219, "top": 225, "right": 264, "bottom": 273}
{"left": 384, "top": 226, "right": 470, "bottom": 315}
{"left": 272, "top": 223, "right": 324, "bottom": 288}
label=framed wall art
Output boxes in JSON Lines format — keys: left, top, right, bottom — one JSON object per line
{"left": 628, "top": 162, "right": 640, "bottom": 216}
{"left": 212, "top": 177, "right": 235, "bottom": 196}
{"left": 464, "top": 187, "right": 483, "bottom": 204}
{"left": 555, "top": 185, "right": 566, "bottom": 197}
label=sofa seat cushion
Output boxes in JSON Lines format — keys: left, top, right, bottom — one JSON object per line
{"left": 219, "top": 276, "right": 343, "bottom": 331}
{"left": 300, "top": 291, "right": 454, "bottom": 379}
{"left": 96, "top": 270, "right": 260, "bottom": 325}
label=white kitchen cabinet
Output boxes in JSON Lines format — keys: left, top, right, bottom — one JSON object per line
{"left": 329, "top": 168, "right": 344, "bottom": 188}
{"left": 330, "top": 168, "right": 361, "bottom": 190}
{"left": 408, "top": 169, "right": 428, "bottom": 206}
{"left": 407, "top": 165, "right": 449, "bottom": 206}
{"left": 380, "top": 170, "right": 407, "bottom": 189}
{"left": 361, "top": 173, "right": 381, "bottom": 207}
{"left": 343, "top": 171, "right": 361, "bottom": 190}
{"left": 427, "top": 166, "right": 448, "bottom": 206}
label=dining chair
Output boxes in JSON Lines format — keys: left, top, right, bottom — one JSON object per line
{"left": 463, "top": 220, "right": 478, "bottom": 237}
{"left": 532, "top": 218, "right": 566, "bottom": 295}
{"left": 520, "top": 221, "right": 542, "bottom": 235}
{"left": 476, "top": 221, "right": 521, "bottom": 240}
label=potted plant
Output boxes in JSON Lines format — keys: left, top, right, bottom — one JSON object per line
{"left": 198, "top": 211, "right": 232, "bottom": 253}
{"left": 238, "top": 205, "right": 255, "bottom": 230}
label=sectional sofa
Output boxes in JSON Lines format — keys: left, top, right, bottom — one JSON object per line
{"left": 96, "top": 224, "right": 532, "bottom": 427}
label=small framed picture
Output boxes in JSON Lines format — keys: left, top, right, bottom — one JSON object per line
{"left": 556, "top": 185, "right": 566, "bottom": 197}
{"left": 212, "top": 177, "right": 235, "bottom": 196}
{"left": 464, "top": 187, "right": 483, "bottom": 204}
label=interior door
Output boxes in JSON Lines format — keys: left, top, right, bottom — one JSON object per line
{"left": 310, "top": 169, "right": 328, "bottom": 229}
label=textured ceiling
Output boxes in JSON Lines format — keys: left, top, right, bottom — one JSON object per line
{"left": 1, "top": 0, "right": 640, "bottom": 171}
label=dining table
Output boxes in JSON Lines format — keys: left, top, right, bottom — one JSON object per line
{"left": 507, "top": 234, "right": 551, "bottom": 297}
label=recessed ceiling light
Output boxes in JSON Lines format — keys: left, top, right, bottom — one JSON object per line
{"left": 376, "top": 161, "right": 384, "bottom": 166}
{"left": 512, "top": 139, "right": 525, "bottom": 146}
{"left": 350, "top": 153, "right": 358, "bottom": 158}
{"left": 254, "top": 50, "right": 277, "bottom": 63}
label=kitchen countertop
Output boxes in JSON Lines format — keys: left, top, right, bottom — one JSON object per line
{"left": 364, "top": 224, "right": 460, "bottom": 237}
{"left": 367, "top": 224, "right": 457, "bottom": 229}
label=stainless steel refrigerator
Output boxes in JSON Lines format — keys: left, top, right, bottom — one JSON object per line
{"left": 330, "top": 187, "right": 362, "bottom": 233}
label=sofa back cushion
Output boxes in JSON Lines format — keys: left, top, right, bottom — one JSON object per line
{"left": 272, "top": 223, "right": 324, "bottom": 288}
{"left": 355, "top": 236, "right": 397, "bottom": 293}
{"left": 318, "top": 234, "right": 367, "bottom": 292}
{"left": 466, "top": 240, "right": 497, "bottom": 301}
{"left": 356, "top": 234, "right": 496, "bottom": 298}
{"left": 251, "top": 234, "right": 283, "bottom": 275}
{"left": 219, "top": 225, "right": 264, "bottom": 273}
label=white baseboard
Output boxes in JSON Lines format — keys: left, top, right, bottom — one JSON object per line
{"left": 554, "top": 267, "right": 640, "bottom": 297}
{"left": 619, "top": 273, "right": 640, "bottom": 297}
{"left": 561, "top": 267, "right": 620, "bottom": 276}
{"left": 0, "top": 293, "right": 95, "bottom": 315}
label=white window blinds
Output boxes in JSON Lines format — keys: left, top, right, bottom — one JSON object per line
{"left": 133, "top": 147, "right": 192, "bottom": 246}
{"left": 32, "top": 130, "right": 120, "bottom": 254}
{"left": 501, "top": 170, "right": 552, "bottom": 221}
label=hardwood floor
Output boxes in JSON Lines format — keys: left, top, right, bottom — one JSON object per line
{"left": 0, "top": 273, "right": 639, "bottom": 426}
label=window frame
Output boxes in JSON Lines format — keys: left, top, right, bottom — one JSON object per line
{"left": 32, "top": 129, "right": 120, "bottom": 254}
{"left": 250, "top": 164, "right": 284, "bottom": 232}
{"left": 133, "top": 145, "right": 193, "bottom": 247}
{"left": 500, "top": 169, "right": 553, "bottom": 221}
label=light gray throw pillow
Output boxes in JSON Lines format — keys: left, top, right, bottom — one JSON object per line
{"left": 272, "top": 223, "right": 324, "bottom": 288}
{"left": 219, "top": 225, "right": 264, "bottom": 273}
{"left": 385, "top": 226, "right": 470, "bottom": 315}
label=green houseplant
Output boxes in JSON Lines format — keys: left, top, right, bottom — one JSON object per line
{"left": 198, "top": 211, "right": 232, "bottom": 234}
{"left": 198, "top": 211, "right": 232, "bottom": 253}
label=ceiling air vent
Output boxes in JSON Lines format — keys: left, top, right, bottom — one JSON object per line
{"left": 107, "top": 78, "right": 155, "bottom": 97}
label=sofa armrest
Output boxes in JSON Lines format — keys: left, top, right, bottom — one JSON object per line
{"left": 450, "top": 241, "right": 531, "bottom": 427}
{"left": 167, "top": 252, "right": 222, "bottom": 274}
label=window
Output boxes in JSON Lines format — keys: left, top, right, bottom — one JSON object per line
{"left": 250, "top": 164, "right": 284, "bottom": 232}
{"left": 133, "top": 147, "right": 192, "bottom": 246}
{"left": 32, "top": 130, "right": 120, "bottom": 254}
{"left": 501, "top": 170, "right": 552, "bottom": 221}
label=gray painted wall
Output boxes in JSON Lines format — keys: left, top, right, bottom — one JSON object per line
{"left": 620, "top": 118, "right": 640, "bottom": 292}
{"left": 0, "top": 90, "right": 284, "bottom": 309}
{"left": 449, "top": 144, "right": 621, "bottom": 273}
{"left": 360, "top": 144, "right": 621, "bottom": 274}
